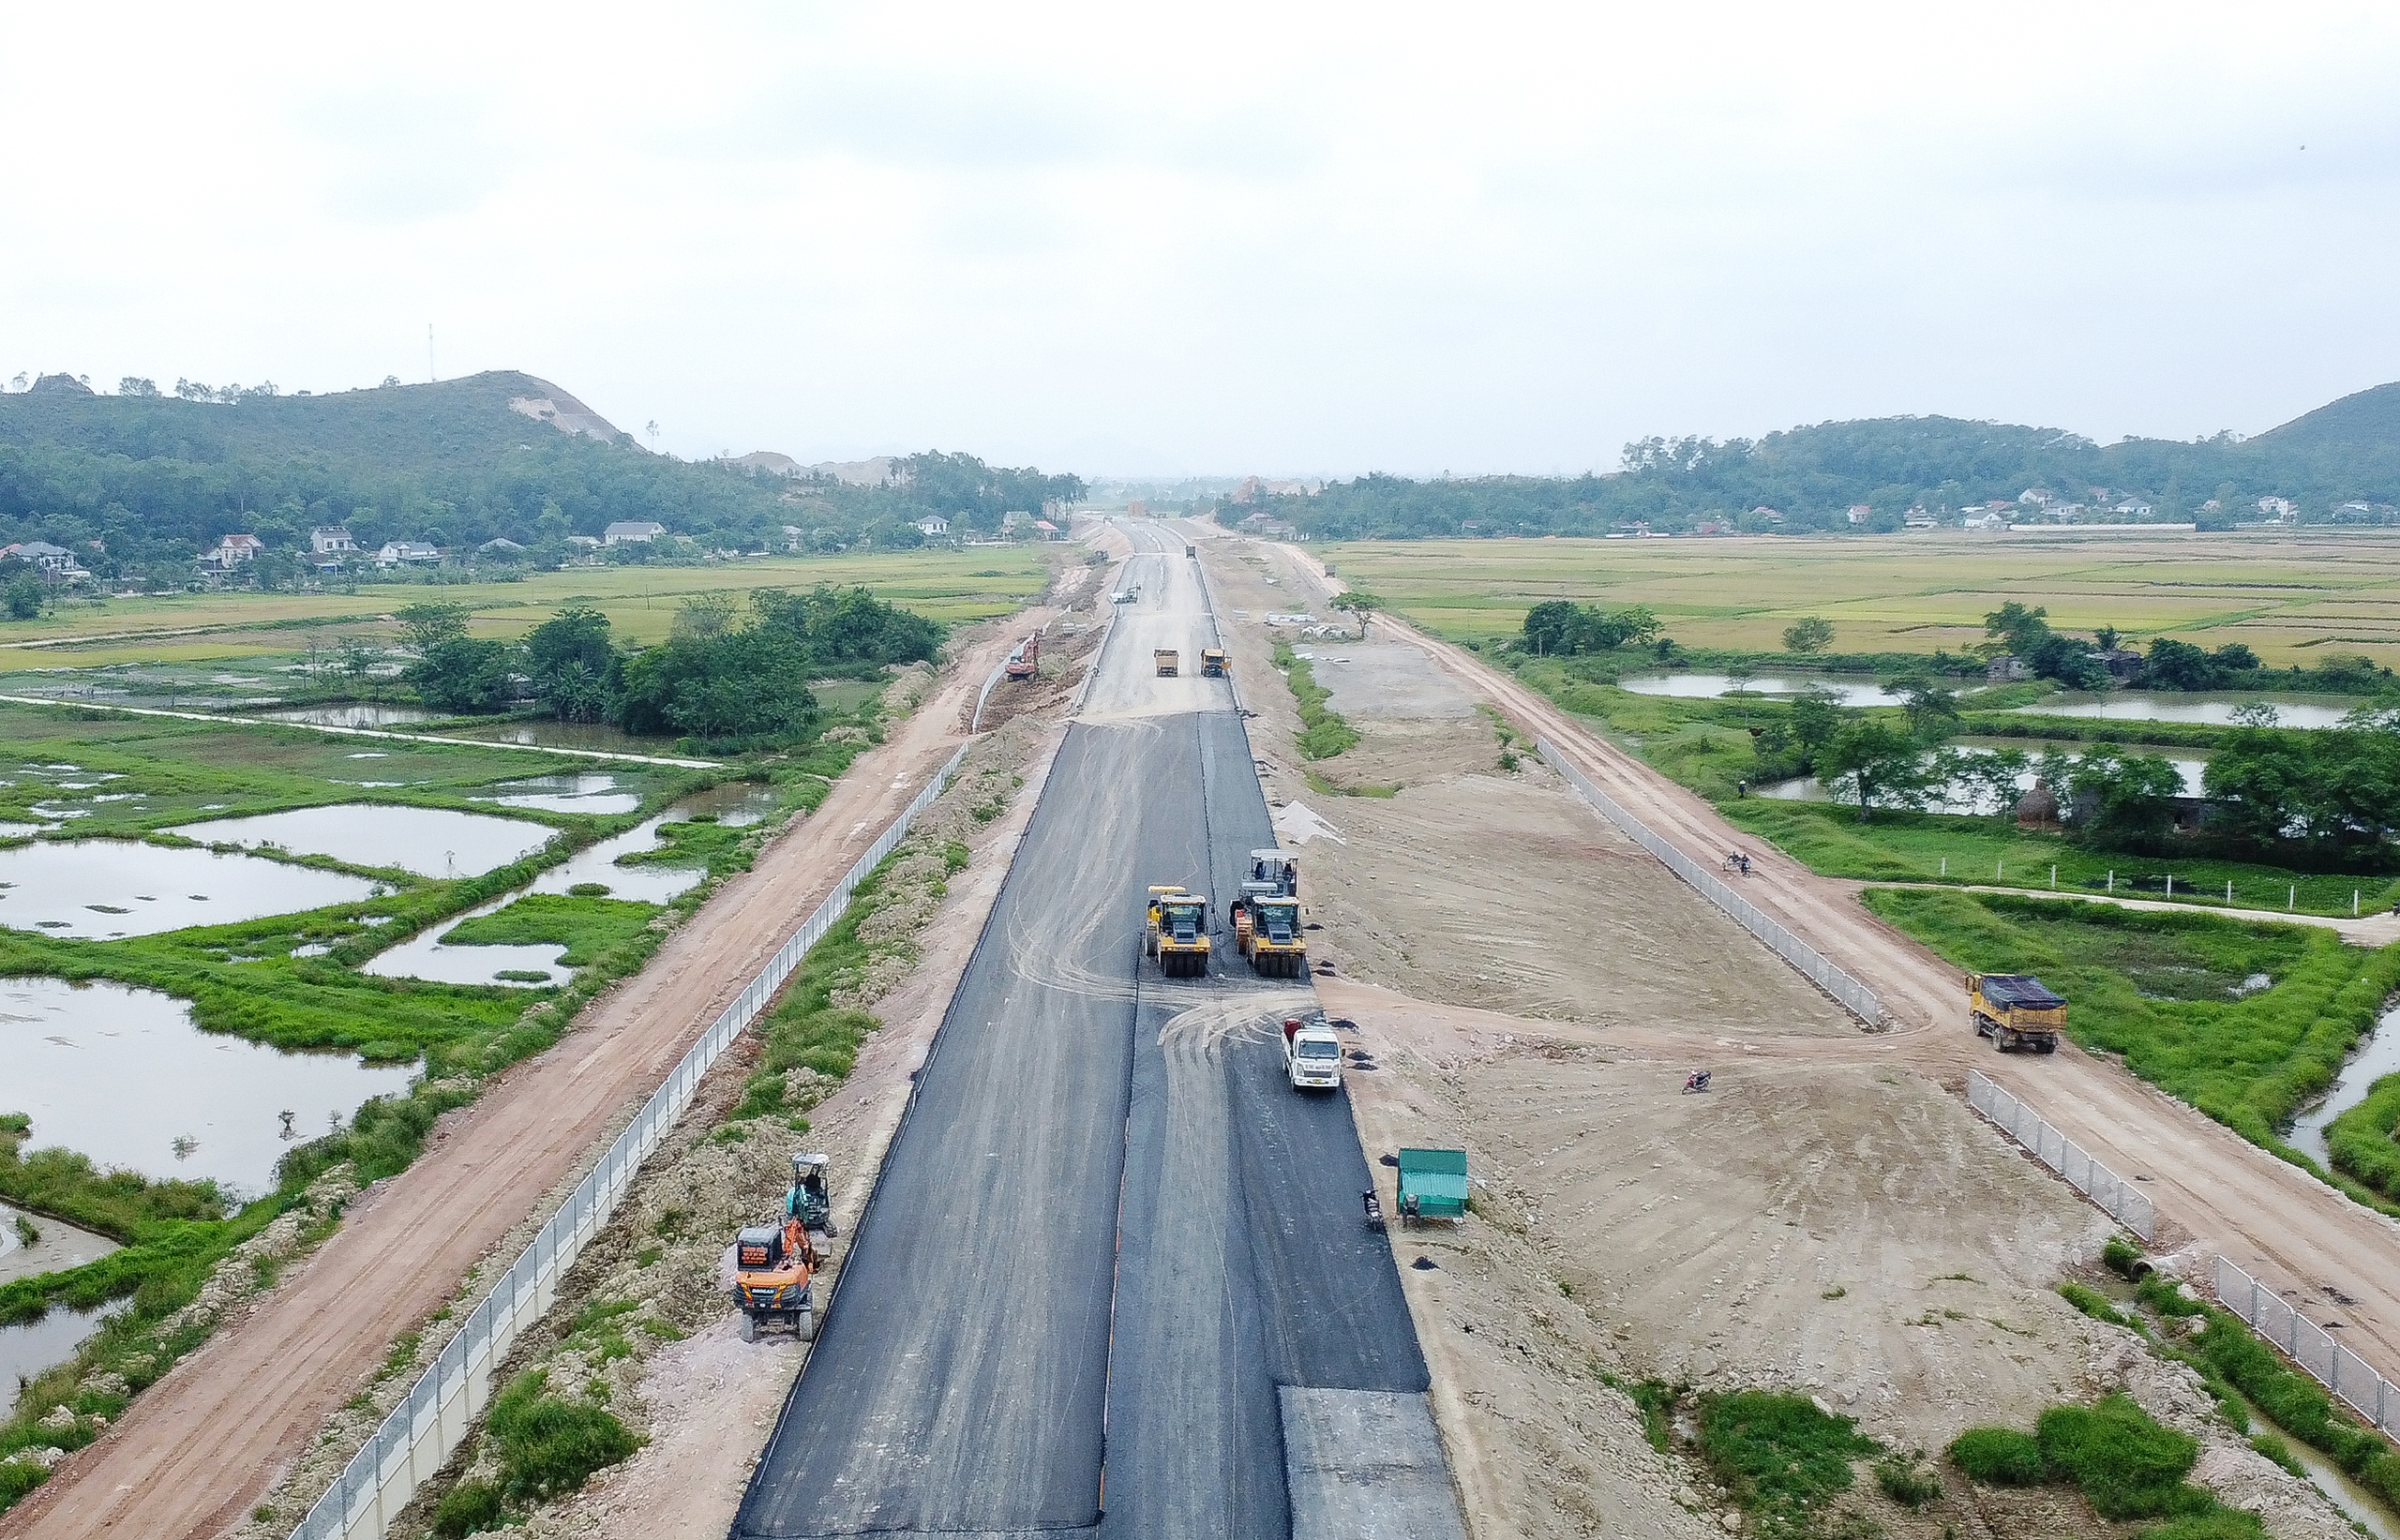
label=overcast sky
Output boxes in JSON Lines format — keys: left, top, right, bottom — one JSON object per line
{"left": 5, "top": 3, "right": 2397, "bottom": 476}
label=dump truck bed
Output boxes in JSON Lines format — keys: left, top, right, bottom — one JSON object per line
{"left": 1976, "top": 975, "right": 2065, "bottom": 1011}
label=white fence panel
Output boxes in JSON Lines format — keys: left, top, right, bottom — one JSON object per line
{"left": 1535, "top": 740, "right": 1883, "bottom": 1027}
{"left": 2214, "top": 1255, "right": 2397, "bottom": 1432}
{"left": 1966, "top": 1071, "right": 2155, "bottom": 1240}
{"left": 291, "top": 743, "right": 971, "bottom": 1540}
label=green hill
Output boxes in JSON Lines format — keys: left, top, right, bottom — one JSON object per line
{"left": 0, "top": 373, "right": 1083, "bottom": 584}
{"left": 2254, "top": 381, "right": 2400, "bottom": 453}
{"left": 1261, "top": 385, "right": 2400, "bottom": 540}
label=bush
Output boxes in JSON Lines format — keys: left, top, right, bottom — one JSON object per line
{"left": 1948, "top": 1427, "right": 2047, "bottom": 1486}
{"left": 0, "top": 1463, "right": 47, "bottom": 1505}
{"left": 2246, "top": 1433, "right": 2303, "bottom": 1478}
{"left": 2057, "top": 1281, "right": 2136, "bottom": 1329}
{"left": 1873, "top": 1456, "right": 1942, "bottom": 1506}
{"left": 1698, "top": 1390, "right": 1879, "bottom": 1533}
{"left": 487, "top": 1371, "right": 639, "bottom": 1503}
{"left": 2103, "top": 1235, "right": 2146, "bottom": 1278}
{"left": 2036, "top": 1395, "right": 2205, "bottom": 1520}
{"left": 431, "top": 1478, "right": 505, "bottom": 1536}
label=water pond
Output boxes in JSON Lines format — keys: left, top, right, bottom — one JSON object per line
{"left": 1619, "top": 672, "right": 1907, "bottom": 707}
{"left": 0, "top": 842, "right": 382, "bottom": 938}
{"left": 2288, "top": 1004, "right": 2400, "bottom": 1166}
{"left": 1758, "top": 740, "right": 2206, "bottom": 813}
{"left": 2016, "top": 692, "right": 2362, "bottom": 728}
{"left": 170, "top": 804, "right": 557, "bottom": 878}
{"left": 268, "top": 703, "right": 434, "bottom": 728}
{"left": 0, "top": 1202, "right": 117, "bottom": 1286}
{"left": 452, "top": 720, "right": 665, "bottom": 755}
{"left": 475, "top": 773, "right": 642, "bottom": 815}
{"left": 0, "top": 1300, "right": 125, "bottom": 1419}
{"left": 361, "top": 792, "right": 747, "bottom": 985}
{"left": 0, "top": 977, "right": 418, "bottom": 1194}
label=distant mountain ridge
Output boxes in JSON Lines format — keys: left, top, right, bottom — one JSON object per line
{"left": 1260, "top": 381, "right": 2400, "bottom": 540}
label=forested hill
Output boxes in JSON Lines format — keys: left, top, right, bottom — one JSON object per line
{"left": 1255, "top": 384, "right": 2400, "bottom": 539}
{"left": 0, "top": 371, "right": 1083, "bottom": 580}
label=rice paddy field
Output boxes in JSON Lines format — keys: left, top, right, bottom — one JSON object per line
{"left": 1315, "top": 531, "right": 2400, "bottom": 667}
{"left": 0, "top": 547, "right": 1056, "bottom": 675}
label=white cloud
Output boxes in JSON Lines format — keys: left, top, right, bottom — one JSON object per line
{"left": 4, "top": 0, "right": 2397, "bottom": 473}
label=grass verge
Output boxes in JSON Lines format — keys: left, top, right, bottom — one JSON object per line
{"left": 1272, "top": 640, "right": 1359, "bottom": 759}
{"left": 1862, "top": 888, "right": 2400, "bottom": 1200}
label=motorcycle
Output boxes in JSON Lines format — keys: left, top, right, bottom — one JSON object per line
{"left": 1682, "top": 1069, "right": 1712, "bottom": 1094}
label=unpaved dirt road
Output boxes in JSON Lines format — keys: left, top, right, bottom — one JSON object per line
{"left": 1265, "top": 540, "right": 2400, "bottom": 1384}
{"left": 1, "top": 617, "right": 1055, "bottom": 1540}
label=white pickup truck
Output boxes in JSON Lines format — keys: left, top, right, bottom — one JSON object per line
{"left": 1282, "top": 1017, "right": 1342, "bottom": 1091}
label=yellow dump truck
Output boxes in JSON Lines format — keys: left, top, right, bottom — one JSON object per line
{"left": 1970, "top": 973, "right": 2064, "bottom": 1054}
{"left": 1146, "top": 886, "right": 1211, "bottom": 977}
{"left": 1155, "top": 649, "right": 1180, "bottom": 676}
{"left": 1201, "top": 647, "right": 1229, "bottom": 678}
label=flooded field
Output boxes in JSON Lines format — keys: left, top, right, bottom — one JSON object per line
{"left": 0, "top": 841, "right": 381, "bottom": 937}
{"left": 1759, "top": 740, "right": 2207, "bottom": 811}
{"left": 0, "top": 1202, "right": 117, "bottom": 1287}
{"left": 451, "top": 719, "right": 665, "bottom": 755}
{"left": 0, "top": 977, "right": 417, "bottom": 1193}
{"left": 363, "top": 790, "right": 740, "bottom": 983}
{"left": 2289, "top": 1003, "right": 2400, "bottom": 1164}
{"left": 267, "top": 703, "right": 433, "bottom": 728}
{"left": 1620, "top": 671, "right": 1905, "bottom": 706}
{"left": 475, "top": 772, "right": 642, "bottom": 815}
{"left": 2018, "top": 692, "right": 2362, "bottom": 728}
{"left": 0, "top": 1300, "right": 123, "bottom": 1418}
{"left": 170, "top": 803, "right": 557, "bottom": 877}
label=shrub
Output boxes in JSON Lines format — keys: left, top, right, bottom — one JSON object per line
{"left": 431, "top": 1478, "right": 505, "bottom": 1536}
{"left": 2246, "top": 1433, "right": 2302, "bottom": 1477}
{"left": 2057, "top": 1281, "right": 2136, "bottom": 1329}
{"left": 487, "top": 1371, "right": 639, "bottom": 1503}
{"left": 2036, "top": 1395, "right": 2205, "bottom": 1520}
{"left": 1873, "top": 1455, "right": 1942, "bottom": 1506}
{"left": 1699, "top": 1390, "right": 1879, "bottom": 1533}
{"left": 1948, "top": 1427, "right": 2046, "bottom": 1486}
{"left": 0, "top": 1464, "right": 47, "bottom": 1506}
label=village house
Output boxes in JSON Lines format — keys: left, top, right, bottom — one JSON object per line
{"left": 2113, "top": 498, "right": 2155, "bottom": 519}
{"left": 1987, "top": 655, "right": 2033, "bottom": 682}
{"left": 211, "top": 533, "right": 264, "bottom": 565}
{"left": 309, "top": 526, "right": 357, "bottom": 557}
{"left": 4, "top": 541, "right": 88, "bottom": 580}
{"left": 1846, "top": 504, "right": 1871, "bottom": 526}
{"left": 375, "top": 540, "right": 442, "bottom": 568}
{"left": 914, "top": 515, "right": 952, "bottom": 538}
{"left": 602, "top": 520, "right": 666, "bottom": 546}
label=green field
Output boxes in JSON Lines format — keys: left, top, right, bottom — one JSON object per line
{"left": 0, "top": 547, "right": 1056, "bottom": 673}
{"left": 1318, "top": 531, "right": 2400, "bottom": 668}
{"left": 1864, "top": 889, "right": 2400, "bottom": 1191}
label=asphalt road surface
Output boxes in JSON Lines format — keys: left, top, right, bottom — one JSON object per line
{"left": 733, "top": 524, "right": 1435, "bottom": 1539}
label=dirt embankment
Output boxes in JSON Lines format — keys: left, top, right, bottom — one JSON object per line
{"left": 1198, "top": 533, "right": 2352, "bottom": 1540}
{"left": 364, "top": 697, "right": 1076, "bottom": 1540}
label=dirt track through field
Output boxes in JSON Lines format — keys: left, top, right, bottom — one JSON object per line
{"left": 0, "top": 619, "right": 1050, "bottom": 1540}
{"left": 1267, "top": 544, "right": 2400, "bottom": 1384}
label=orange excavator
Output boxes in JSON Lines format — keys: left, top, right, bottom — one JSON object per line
{"left": 733, "top": 1215, "right": 818, "bottom": 1342}
{"left": 1006, "top": 633, "right": 1040, "bottom": 681}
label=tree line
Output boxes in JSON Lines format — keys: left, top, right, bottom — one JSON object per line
{"left": 402, "top": 585, "right": 942, "bottom": 749}
{"left": 1237, "top": 400, "right": 2400, "bottom": 538}
{"left": 0, "top": 374, "right": 1083, "bottom": 584}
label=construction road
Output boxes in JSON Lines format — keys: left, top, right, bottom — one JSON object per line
{"left": 732, "top": 524, "right": 1453, "bottom": 1539}
{"left": 1272, "top": 542, "right": 2400, "bottom": 1392}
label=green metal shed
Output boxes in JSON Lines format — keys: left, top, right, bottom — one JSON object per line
{"left": 1396, "top": 1147, "right": 1469, "bottom": 1223}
